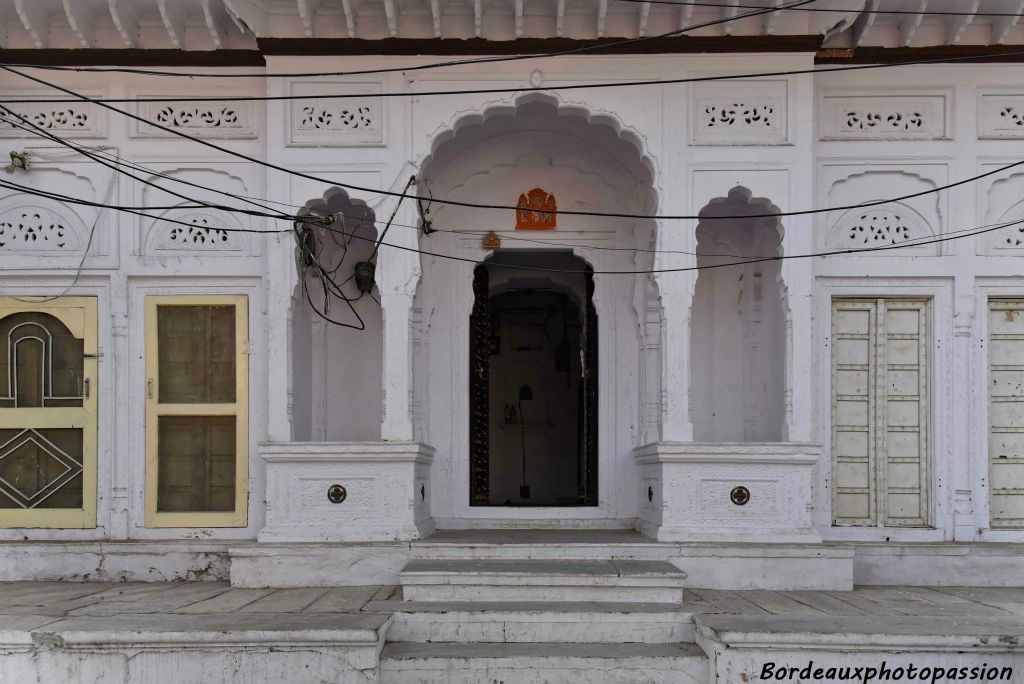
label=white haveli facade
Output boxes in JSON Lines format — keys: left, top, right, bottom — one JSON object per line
{"left": 1, "top": 1, "right": 1024, "bottom": 679}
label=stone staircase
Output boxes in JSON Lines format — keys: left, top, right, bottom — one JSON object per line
{"left": 373, "top": 531, "right": 708, "bottom": 683}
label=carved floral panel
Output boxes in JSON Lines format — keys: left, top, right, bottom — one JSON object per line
{"left": 820, "top": 95, "right": 946, "bottom": 140}
{"left": 826, "top": 207, "right": 935, "bottom": 255}
{"left": 985, "top": 203, "right": 1024, "bottom": 254}
{"left": 289, "top": 82, "right": 383, "bottom": 146}
{"left": 694, "top": 99, "right": 786, "bottom": 144}
{"left": 148, "top": 212, "right": 245, "bottom": 254}
{"left": 979, "top": 94, "right": 1024, "bottom": 139}
{"left": 0, "top": 100, "right": 105, "bottom": 138}
{"left": 135, "top": 100, "right": 257, "bottom": 139}
{"left": 0, "top": 206, "right": 82, "bottom": 252}
{"left": 692, "top": 80, "right": 788, "bottom": 145}
{"left": 702, "top": 102, "right": 777, "bottom": 129}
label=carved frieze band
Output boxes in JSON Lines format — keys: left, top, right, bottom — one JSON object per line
{"left": 700, "top": 100, "right": 780, "bottom": 136}
{"left": 692, "top": 80, "right": 788, "bottom": 145}
{"left": 979, "top": 94, "right": 1024, "bottom": 139}
{"left": 819, "top": 95, "right": 946, "bottom": 140}
{"left": 288, "top": 81, "right": 383, "bottom": 146}
{"left": 0, "top": 98, "right": 106, "bottom": 138}
{"left": 134, "top": 100, "right": 257, "bottom": 139}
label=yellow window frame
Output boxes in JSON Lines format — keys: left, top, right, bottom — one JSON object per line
{"left": 0, "top": 297, "right": 98, "bottom": 529}
{"left": 145, "top": 294, "right": 248, "bottom": 528}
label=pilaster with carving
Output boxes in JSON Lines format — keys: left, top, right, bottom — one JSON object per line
{"left": 953, "top": 277, "right": 977, "bottom": 540}
{"left": 266, "top": 229, "right": 298, "bottom": 442}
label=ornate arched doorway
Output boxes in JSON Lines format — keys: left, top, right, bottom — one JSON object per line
{"left": 468, "top": 251, "right": 598, "bottom": 507}
{"left": 412, "top": 95, "right": 660, "bottom": 523}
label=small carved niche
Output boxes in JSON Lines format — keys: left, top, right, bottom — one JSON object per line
{"left": 515, "top": 188, "right": 557, "bottom": 231}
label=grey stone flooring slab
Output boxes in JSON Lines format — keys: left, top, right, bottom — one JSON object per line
{"left": 0, "top": 582, "right": 1021, "bottom": 635}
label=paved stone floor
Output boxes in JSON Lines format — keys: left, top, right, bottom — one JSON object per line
{"left": 0, "top": 582, "right": 1022, "bottom": 627}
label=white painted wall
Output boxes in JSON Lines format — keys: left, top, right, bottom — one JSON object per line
{"left": 0, "top": 54, "right": 1023, "bottom": 580}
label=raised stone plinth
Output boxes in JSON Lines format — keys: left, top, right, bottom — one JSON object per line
{"left": 634, "top": 442, "right": 822, "bottom": 544}
{"left": 259, "top": 441, "right": 434, "bottom": 543}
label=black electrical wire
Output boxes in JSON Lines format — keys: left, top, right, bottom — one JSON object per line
{"left": 22, "top": 141, "right": 997, "bottom": 260}
{"left": 11, "top": 47, "right": 1024, "bottom": 105}
{"left": 0, "top": 107, "right": 300, "bottom": 224}
{"left": 0, "top": 125, "right": 740, "bottom": 259}
{"left": 367, "top": 175, "right": 417, "bottom": 263}
{"left": 612, "top": 0, "right": 1024, "bottom": 17}
{"left": 0, "top": 177, "right": 290, "bottom": 235}
{"left": 0, "top": 0, "right": 814, "bottom": 86}
{"left": 294, "top": 219, "right": 370, "bottom": 330}
{"left": 0, "top": 110, "right": 1012, "bottom": 266}
{"left": 4, "top": 170, "right": 1023, "bottom": 278}
{"left": 3, "top": 110, "right": 1014, "bottom": 266}
{"left": 0, "top": 115, "right": 364, "bottom": 328}
{"left": 3, "top": 65, "right": 1020, "bottom": 224}
{"left": 2, "top": 89, "right": 1020, "bottom": 275}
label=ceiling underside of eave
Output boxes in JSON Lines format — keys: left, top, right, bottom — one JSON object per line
{"left": 0, "top": 0, "right": 1022, "bottom": 51}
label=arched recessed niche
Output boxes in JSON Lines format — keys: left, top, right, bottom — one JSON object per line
{"left": 690, "top": 186, "right": 786, "bottom": 443}
{"left": 290, "top": 187, "right": 383, "bottom": 442}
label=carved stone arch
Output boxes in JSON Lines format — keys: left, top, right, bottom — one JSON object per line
{"left": 415, "top": 92, "right": 661, "bottom": 222}
{"left": 143, "top": 204, "right": 250, "bottom": 256}
{"left": 982, "top": 171, "right": 1024, "bottom": 254}
{"left": 986, "top": 198, "right": 1024, "bottom": 252}
{"left": 697, "top": 185, "right": 785, "bottom": 254}
{"left": 412, "top": 92, "right": 662, "bottom": 509}
{"left": 298, "top": 186, "right": 377, "bottom": 237}
{"left": 822, "top": 168, "right": 942, "bottom": 254}
{"left": 0, "top": 193, "right": 88, "bottom": 253}
{"left": 825, "top": 202, "right": 936, "bottom": 255}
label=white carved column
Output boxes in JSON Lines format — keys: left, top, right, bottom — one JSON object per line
{"left": 378, "top": 195, "right": 421, "bottom": 442}
{"left": 654, "top": 81, "right": 696, "bottom": 442}
{"left": 655, "top": 266, "right": 696, "bottom": 442}
{"left": 781, "top": 213, "right": 814, "bottom": 443}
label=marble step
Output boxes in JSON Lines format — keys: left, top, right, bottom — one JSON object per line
{"left": 373, "top": 600, "right": 696, "bottom": 643}
{"left": 411, "top": 529, "right": 668, "bottom": 561}
{"left": 398, "top": 559, "right": 685, "bottom": 603}
{"left": 378, "top": 642, "right": 708, "bottom": 684}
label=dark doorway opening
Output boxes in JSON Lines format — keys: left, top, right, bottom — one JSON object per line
{"left": 469, "top": 251, "right": 598, "bottom": 506}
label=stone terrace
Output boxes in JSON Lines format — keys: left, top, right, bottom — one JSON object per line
{"left": 1, "top": 582, "right": 1022, "bottom": 683}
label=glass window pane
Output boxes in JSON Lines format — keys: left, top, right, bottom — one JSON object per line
{"left": 0, "top": 312, "right": 84, "bottom": 408}
{"left": 0, "top": 428, "right": 83, "bottom": 509}
{"left": 157, "top": 305, "right": 236, "bottom": 403}
{"left": 157, "top": 415, "right": 236, "bottom": 512}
